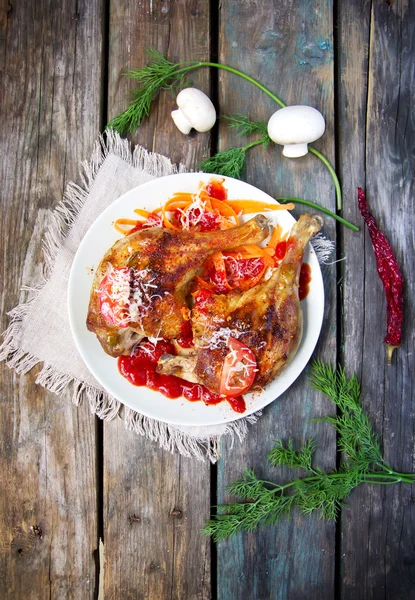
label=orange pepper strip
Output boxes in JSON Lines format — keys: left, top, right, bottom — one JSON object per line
{"left": 114, "top": 218, "right": 140, "bottom": 234}
{"left": 231, "top": 244, "right": 266, "bottom": 256}
{"left": 160, "top": 195, "right": 195, "bottom": 230}
{"left": 133, "top": 208, "right": 150, "bottom": 218}
{"left": 194, "top": 276, "right": 215, "bottom": 291}
{"left": 211, "top": 253, "right": 232, "bottom": 291}
{"left": 267, "top": 224, "right": 284, "bottom": 248}
{"left": 210, "top": 198, "right": 239, "bottom": 224}
{"left": 163, "top": 197, "right": 192, "bottom": 211}
{"left": 225, "top": 200, "right": 295, "bottom": 214}
{"left": 225, "top": 245, "right": 275, "bottom": 268}
{"left": 166, "top": 201, "right": 191, "bottom": 210}
{"left": 262, "top": 253, "right": 276, "bottom": 268}
{"left": 198, "top": 190, "right": 213, "bottom": 200}
{"left": 199, "top": 193, "right": 215, "bottom": 212}
{"left": 264, "top": 247, "right": 276, "bottom": 257}
{"left": 162, "top": 206, "right": 180, "bottom": 230}
{"left": 169, "top": 192, "right": 194, "bottom": 203}
{"left": 257, "top": 252, "right": 275, "bottom": 268}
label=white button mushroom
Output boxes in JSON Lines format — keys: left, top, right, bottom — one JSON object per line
{"left": 267, "top": 105, "right": 326, "bottom": 158}
{"left": 171, "top": 88, "right": 216, "bottom": 135}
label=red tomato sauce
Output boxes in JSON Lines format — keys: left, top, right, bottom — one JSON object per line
{"left": 299, "top": 263, "right": 312, "bottom": 301}
{"left": 176, "top": 320, "right": 194, "bottom": 348}
{"left": 118, "top": 340, "right": 246, "bottom": 413}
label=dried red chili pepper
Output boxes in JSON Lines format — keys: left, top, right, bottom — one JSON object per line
{"left": 358, "top": 188, "right": 404, "bottom": 363}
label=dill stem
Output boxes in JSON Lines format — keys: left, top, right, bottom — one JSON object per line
{"left": 308, "top": 147, "right": 342, "bottom": 211}
{"left": 173, "top": 62, "right": 287, "bottom": 109}
{"left": 171, "top": 62, "right": 342, "bottom": 210}
{"left": 362, "top": 471, "right": 415, "bottom": 485}
{"left": 259, "top": 470, "right": 415, "bottom": 495}
{"left": 243, "top": 139, "right": 264, "bottom": 151}
{"left": 277, "top": 197, "right": 359, "bottom": 232}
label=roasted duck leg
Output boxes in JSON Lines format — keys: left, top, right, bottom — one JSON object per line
{"left": 158, "top": 213, "right": 323, "bottom": 394}
{"left": 87, "top": 215, "right": 269, "bottom": 356}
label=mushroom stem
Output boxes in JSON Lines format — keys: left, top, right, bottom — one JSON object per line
{"left": 283, "top": 143, "right": 309, "bottom": 158}
{"left": 171, "top": 109, "right": 192, "bottom": 135}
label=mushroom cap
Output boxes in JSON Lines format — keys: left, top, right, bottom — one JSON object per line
{"left": 267, "top": 105, "right": 326, "bottom": 146}
{"left": 176, "top": 88, "right": 216, "bottom": 133}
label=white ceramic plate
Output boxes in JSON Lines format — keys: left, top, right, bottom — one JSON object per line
{"left": 68, "top": 173, "right": 324, "bottom": 426}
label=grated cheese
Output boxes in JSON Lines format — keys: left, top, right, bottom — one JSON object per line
{"left": 105, "top": 265, "right": 162, "bottom": 328}
{"left": 224, "top": 255, "right": 264, "bottom": 279}
{"left": 177, "top": 192, "right": 207, "bottom": 230}
{"left": 199, "top": 327, "right": 242, "bottom": 350}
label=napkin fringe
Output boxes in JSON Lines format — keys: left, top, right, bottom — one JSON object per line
{"left": 123, "top": 407, "right": 262, "bottom": 463}
{"left": 0, "top": 130, "right": 267, "bottom": 463}
{"left": 42, "top": 130, "right": 186, "bottom": 279}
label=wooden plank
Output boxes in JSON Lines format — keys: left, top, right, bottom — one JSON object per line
{"left": 216, "top": 1, "right": 337, "bottom": 598}
{"left": 104, "top": 2, "right": 212, "bottom": 598}
{"left": 0, "top": 0, "right": 104, "bottom": 598}
{"left": 339, "top": 0, "right": 415, "bottom": 598}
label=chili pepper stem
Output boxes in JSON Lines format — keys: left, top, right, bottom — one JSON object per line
{"left": 386, "top": 344, "right": 398, "bottom": 365}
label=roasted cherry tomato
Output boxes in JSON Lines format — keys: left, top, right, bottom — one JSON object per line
{"left": 205, "top": 179, "right": 227, "bottom": 200}
{"left": 208, "top": 253, "right": 232, "bottom": 294}
{"left": 225, "top": 256, "right": 266, "bottom": 290}
{"left": 143, "top": 212, "right": 163, "bottom": 228}
{"left": 99, "top": 267, "right": 131, "bottom": 327}
{"left": 219, "top": 338, "right": 257, "bottom": 397}
{"left": 198, "top": 210, "right": 222, "bottom": 232}
{"left": 207, "top": 253, "right": 266, "bottom": 293}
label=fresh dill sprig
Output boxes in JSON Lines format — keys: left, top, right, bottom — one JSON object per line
{"left": 223, "top": 114, "right": 270, "bottom": 139}
{"left": 198, "top": 138, "right": 268, "bottom": 179}
{"left": 198, "top": 115, "right": 271, "bottom": 179}
{"left": 107, "top": 50, "right": 190, "bottom": 135}
{"left": 198, "top": 147, "right": 248, "bottom": 179}
{"left": 202, "top": 361, "right": 415, "bottom": 542}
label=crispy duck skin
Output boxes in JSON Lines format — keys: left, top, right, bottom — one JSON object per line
{"left": 158, "top": 214, "right": 323, "bottom": 393}
{"left": 87, "top": 215, "right": 269, "bottom": 356}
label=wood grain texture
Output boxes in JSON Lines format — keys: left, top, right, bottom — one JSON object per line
{"left": 1, "top": 1, "right": 414, "bottom": 598}
{"left": 216, "top": 1, "right": 337, "bottom": 598}
{"left": 339, "top": 0, "right": 415, "bottom": 598}
{"left": 0, "top": 0, "right": 104, "bottom": 598}
{"left": 104, "top": 2, "right": 212, "bottom": 598}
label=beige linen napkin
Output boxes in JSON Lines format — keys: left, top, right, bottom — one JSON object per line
{"left": 1, "top": 131, "right": 334, "bottom": 461}
{"left": 0, "top": 131, "right": 263, "bottom": 462}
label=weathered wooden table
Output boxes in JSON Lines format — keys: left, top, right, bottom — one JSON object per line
{"left": 1, "top": 1, "right": 414, "bottom": 598}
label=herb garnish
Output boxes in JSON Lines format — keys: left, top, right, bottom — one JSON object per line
{"left": 107, "top": 50, "right": 342, "bottom": 210}
{"left": 198, "top": 115, "right": 271, "bottom": 179}
{"left": 197, "top": 116, "right": 358, "bottom": 231}
{"left": 202, "top": 361, "right": 414, "bottom": 542}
